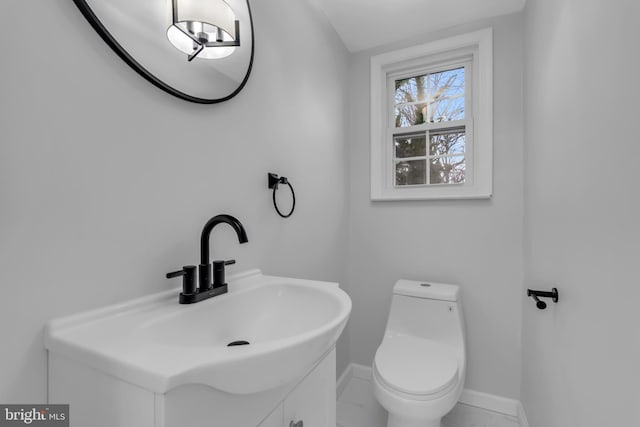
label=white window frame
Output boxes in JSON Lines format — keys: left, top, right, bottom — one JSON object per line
{"left": 370, "top": 28, "right": 493, "bottom": 200}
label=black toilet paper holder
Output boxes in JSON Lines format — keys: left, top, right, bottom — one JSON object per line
{"left": 527, "top": 288, "right": 559, "bottom": 310}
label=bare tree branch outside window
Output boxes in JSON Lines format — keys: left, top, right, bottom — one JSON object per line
{"left": 393, "top": 67, "right": 466, "bottom": 186}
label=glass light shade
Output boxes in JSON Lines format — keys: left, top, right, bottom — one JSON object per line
{"left": 174, "top": 0, "right": 236, "bottom": 38}
{"left": 167, "top": 24, "right": 236, "bottom": 59}
{"left": 167, "top": 0, "right": 238, "bottom": 60}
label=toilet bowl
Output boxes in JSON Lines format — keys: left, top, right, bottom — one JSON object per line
{"left": 372, "top": 280, "right": 466, "bottom": 427}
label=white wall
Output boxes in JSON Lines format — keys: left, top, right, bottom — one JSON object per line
{"left": 14, "top": 1, "right": 640, "bottom": 417}
{"left": 347, "top": 14, "right": 524, "bottom": 399}
{"left": 522, "top": 0, "right": 640, "bottom": 425}
{"left": 0, "top": 0, "right": 350, "bottom": 402}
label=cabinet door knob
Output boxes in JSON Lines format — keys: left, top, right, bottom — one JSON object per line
{"left": 289, "top": 421, "right": 303, "bottom": 427}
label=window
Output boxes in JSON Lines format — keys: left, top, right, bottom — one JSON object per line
{"left": 393, "top": 64, "right": 469, "bottom": 186}
{"left": 370, "top": 29, "right": 493, "bottom": 200}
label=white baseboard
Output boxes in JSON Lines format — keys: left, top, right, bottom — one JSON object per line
{"left": 458, "top": 389, "right": 518, "bottom": 417}
{"left": 350, "top": 363, "right": 372, "bottom": 380}
{"left": 336, "top": 364, "right": 352, "bottom": 397}
{"left": 337, "top": 363, "right": 372, "bottom": 397}
{"left": 337, "top": 363, "right": 529, "bottom": 425}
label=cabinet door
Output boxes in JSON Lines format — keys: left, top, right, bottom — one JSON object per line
{"left": 283, "top": 350, "right": 336, "bottom": 427}
{"left": 258, "top": 403, "right": 283, "bottom": 427}
{"left": 49, "top": 354, "right": 155, "bottom": 427}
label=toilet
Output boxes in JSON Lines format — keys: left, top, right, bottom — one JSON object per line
{"left": 372, "top": 279, "right": 466, "bottom": 427}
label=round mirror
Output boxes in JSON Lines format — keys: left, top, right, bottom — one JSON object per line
{"left": 73, "top": 0, "right": 254, "bottom": 104}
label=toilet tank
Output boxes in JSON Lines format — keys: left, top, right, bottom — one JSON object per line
{"left": 385, "top": 280, "right": 465, "bottom": 353}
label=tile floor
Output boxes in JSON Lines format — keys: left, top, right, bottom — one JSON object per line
{"left": 337, "top": 376, "right": 521, "bottom": 427}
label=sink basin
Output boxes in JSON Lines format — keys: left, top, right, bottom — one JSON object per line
{"left": 45, "top": 269, "right": 351, "bottom": 394}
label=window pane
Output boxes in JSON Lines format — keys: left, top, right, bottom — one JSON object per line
{"left": 427, "top": 67, "right": 465, "bottom": 122}
{"left": 395, "top": 67, "right": 465, "bottom": 126}
{"left": 429, "top": 129, "right": 465, "bottom": 156}
{"left": 395, "top": 160, "right": 426, "bottom": 186}
{"left": 395, "top": 104, "right": 427, "bottom": 127}
{"left": 430, "top": 155, "right": 465, "bottom": 184}
{"left": 395, "top": 76, "right": 428, "bottom": 104}
{"left": 395, "top": 134, "right": 426, "bottom": 158}
{"left": 395, "top": 74, "right": 428, "bottom": 127}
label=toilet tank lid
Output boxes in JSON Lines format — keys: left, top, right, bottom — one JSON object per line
{"left": 393, "top": 279, "right": 460, "bottom": 301}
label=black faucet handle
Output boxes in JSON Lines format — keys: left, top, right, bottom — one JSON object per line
{"left": 212, "top": 259, "right": 235, "bottom": 268}
{"left": 166, "top": 269, "right": 185, "bottom": 279}
{"left": 212, "top": 259, "right": 235, "bottom": 288}
{"left": 167, "top": 265, "right": 197, "bottom": 295}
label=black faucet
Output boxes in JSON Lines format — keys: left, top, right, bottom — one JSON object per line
{"left": 167, "top": 214, "right": 248, "bottom": 304}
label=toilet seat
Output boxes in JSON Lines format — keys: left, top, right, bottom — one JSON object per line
{"left": 374, "top": 335, "right": 458, "bottom": 399}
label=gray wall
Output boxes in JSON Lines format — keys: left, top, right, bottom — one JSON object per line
{"left": 347, "top": 13, "right": 524, "bottom": 399}
{"left": 0, "top": 0, "right": 350, "bottom": 402}
{"left": 522, "top": 0, "right": 640, "bottom": 425}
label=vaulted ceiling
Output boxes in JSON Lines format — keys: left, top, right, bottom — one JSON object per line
{"left": 314, "top": 0, "right": 527, "bottom": 52}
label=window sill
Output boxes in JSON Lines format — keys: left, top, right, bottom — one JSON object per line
{"left": 371, "top": 185, "right": 492, "bottom": 201}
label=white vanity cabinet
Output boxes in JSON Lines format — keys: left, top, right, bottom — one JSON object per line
{"left": 259, "top": 406, "right": 284, "bottom": 427}
{"left": 259, "top": 348, "right": 336, "bottom": 427}
{"left": 48, "top": 349, "right": 336, "bottom": 427}
{"left": 283, "top": 347, "right": 336, "bottom": 427}
{"left": 45, "top": 271, "right": 350, "bottom": 427}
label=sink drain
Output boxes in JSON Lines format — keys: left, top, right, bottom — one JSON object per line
{"left": 227, "top": 340, "right": 250, "bottom": 347}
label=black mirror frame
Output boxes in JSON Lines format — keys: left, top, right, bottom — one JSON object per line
{"left": 72, "top": 0, "right": 255, "bottom": 104}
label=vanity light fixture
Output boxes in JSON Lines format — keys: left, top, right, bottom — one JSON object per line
{"left": 167, "top": 0, "right": 240, "bottom": 61}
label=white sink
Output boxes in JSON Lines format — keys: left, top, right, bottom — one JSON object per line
{"left": 45, "top": 270, "right": 351, "bottom": 394}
